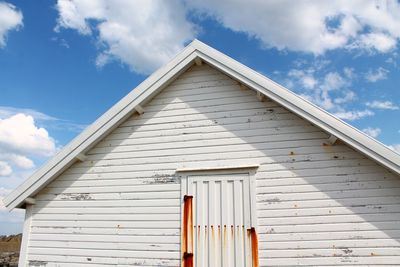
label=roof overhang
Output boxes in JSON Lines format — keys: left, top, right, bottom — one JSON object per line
{"left": 4, "top": 39, "right": 400, "bottom": 210}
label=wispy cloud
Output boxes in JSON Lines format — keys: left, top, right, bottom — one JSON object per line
{"left": 0, "top": 2, "right": 23, "bottom": 48}
{"left": 366, "top": 100, "right": 399, "bottom": 110}
{"left": 388, "top": 144, "right": 400, "bottom": 154}
{"left": 0, "top": 106, "right": 87, "bottom": 133}
{"left": 362, "top": 127, "right": 382, "bottom": 138}
{"left": 281, "top": 61, "right": 374, "bottom": 121}
{"left": 333, "top": 110, "right": 374, "bottom": 121}
{"left": 365, "top": 67, "right": 389, "bottom": 82}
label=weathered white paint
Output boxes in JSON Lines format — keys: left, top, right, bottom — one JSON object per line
{"left": 5, "top": 39, "right": 400, "bottom": 212}
{"left": 18, "top": 204, "right": 33, "bottom": 267}
{"left": 21, "top": 64, "right": 400, "bottom": 266}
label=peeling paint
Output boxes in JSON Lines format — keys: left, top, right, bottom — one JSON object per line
{"left": 146, "top": 175, "right": 178, "bottom": 184}
{"left": 28, "top": 260, "right": 48, "bottom": 266}
{"left": 262, "top": 197, "right": 281, "bottom": 203}
{"left": 59, "top": 193, "right": 92, "bottom": 201}
{"left": 341, "top": 248, "right": 353, "bottom": 254}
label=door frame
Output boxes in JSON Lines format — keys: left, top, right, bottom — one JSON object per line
{"left": 177, "top": 166, "right": 258, "bottom": 266}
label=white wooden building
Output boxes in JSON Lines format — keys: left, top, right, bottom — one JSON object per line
{"left": 4, "top": 40, "right": 400, "bottom": 267}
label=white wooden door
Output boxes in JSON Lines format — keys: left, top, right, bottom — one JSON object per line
{"left": 183, "top": 173, "right": 257, "bottom": 267}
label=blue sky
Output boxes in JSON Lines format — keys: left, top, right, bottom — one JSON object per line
{"left": 0, "top": 0, "right": 399, "bottom": 235}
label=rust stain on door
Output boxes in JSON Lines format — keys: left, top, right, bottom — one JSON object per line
{"left": 249, "top": 227, "right": 259, "bottom": 267}
{"left": 183, "top": 195, "right": 193, "bottom": 267}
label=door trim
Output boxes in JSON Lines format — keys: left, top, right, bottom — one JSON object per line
{"left": 178, "top": 167, "right": 258, "bottom": 266}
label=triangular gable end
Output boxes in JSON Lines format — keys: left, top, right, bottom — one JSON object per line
{"left": 4, "top": 39, "right": 400, "bottom": 210}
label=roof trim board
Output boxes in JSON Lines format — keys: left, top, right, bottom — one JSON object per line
{"left": 4, "top": 39, "right": 400, "bottom": 210}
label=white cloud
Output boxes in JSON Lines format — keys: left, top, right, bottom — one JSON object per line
{"left": 365, "top": 67, "right": 389, "bottom": 82}
{"left": 288, "top": 69, "right": 318, "bottom": 89}
{"left": 0, "top": 114, "right": 56, "bottom": 177}
{"left": 366, "top": 100, "right": 399, "bottom": 110}
{"left": 53, "top": 1, "right": 400, "bottom": 74}
{"left": 334, "top": 91, "right": 356, "bottom": 104}
{"left": 343, "top": 67, "right": 355, "bottom": 79}
{"left": 0, "top": 1, "right": 23, "bottom": 47}
{"left": 291, "top": 68, "right": 354, "bottom": 111}
{"left": 324, "top": 72, "right": 346, "bottom": 91}
{"left": 0, "top": 154, "right": 34, "bottom": 169}
{"left": 0, "top": 162, "right": 12, "bottom": 176}
{"left": 188, "top": 0, "right": 400, "bottom": 54}
{"left": 357, "top": 33, "right": 397, "bottom": 53}
{"left": 55, "top": 0, "right": 196, "bottom": 74}
{"left": 333, "top": 109, "right": 374, "bottom": 121}
{"left": 362, "top": 127, "right": 381, "bottom": 138}
{"left": 388, "top": 144, "right": 400, "bottom": 154}
{"left": 0, "top": 114, "right": 56, "bottom": 157}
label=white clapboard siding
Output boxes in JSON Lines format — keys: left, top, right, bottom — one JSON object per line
{"left": 27, "top": 64, "right": 400, "bottom": 266}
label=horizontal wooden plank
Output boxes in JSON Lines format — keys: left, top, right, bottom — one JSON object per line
{"left": 259, "top": 256, "right": 400, "bottom": 265}
{"left": 32, "top": 213, "right": 180, "bottom": 221}
{"left": 262, "top": 247, "right": 400, "bottom": 258}
{"left": 257, "top": 188, "right": 400, "bottom": 203}
{"left": 258, "top": 196, "right": 400, "bottom": 210}
{"left": 257, "top": 180, "right": 400, "bottom": 195}
{"left": 258, "top": 238, "right": 400, "bottom": 249}
{"left": 48, "top": 176, "right": 180, "bottom": 188}
{"left": 258, "top": 213, "right": 400, "bottom": 226}
{"left": 33, "top": 206, "right": 179, "bottom": 215}
{"left": 258, "top": 204, "right": 400, "bottom": 218}
{"left": 262, "top": 230, "right": 400, "bottom": 243}
{"left": 259, "top": 221, "right": 400, "bottom": 234}
{"left": 29, "top": 240, "right": 179, "bottom": 251}
{"left": 30, "top": 227, "right": 179, "bottom": 236}
{"left": 257, "top": 172, "right": 397, "bottom": 187}
{"left": 41, "top": 184, "right": 180, "bottom": 194}
{"left": 28, "top": 254, "right": 179, "bottom": 266}
{"left": 257, "top": 165, "right": 387, "bottom": 179}
{"left": 31, "top": 220, "right": 179, "bottom": 229}
{"left": 28, "top": 247, "right": 179, "bottom": 260}
{"left": 35, "top": 198, "right": 180, "bottom": 208}
{"left": 36, "top": 191, "right": 179, "bottom": 201}
{"left": 29, "top": 233, "right": 179, "bottom": 244}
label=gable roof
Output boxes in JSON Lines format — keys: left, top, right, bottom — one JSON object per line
{"left": 4, "top": 39, "right": 400, "bottom": 210}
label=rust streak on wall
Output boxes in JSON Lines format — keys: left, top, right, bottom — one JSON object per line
{"left": 183, "top": 195, "right": 193, "bottom": 267}
{"left": 250, "top": 227, "right": 259, "bottom": 267}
